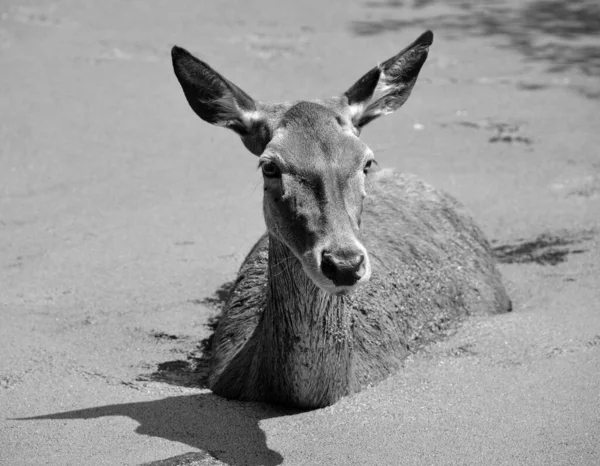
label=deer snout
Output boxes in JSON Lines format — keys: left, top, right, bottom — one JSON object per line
{"left": 321, "top": 249, "right": 366, "bottom": 287}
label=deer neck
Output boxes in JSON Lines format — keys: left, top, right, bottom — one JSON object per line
{"left": 257, "top": 235, "right": 355, "bottom": 408}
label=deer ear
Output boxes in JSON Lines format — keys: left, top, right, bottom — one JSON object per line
{"left": 171, "top": 46, "right": 271, "bottom": 155}
{"left": 343, "top": 30, "right": 433, "bottom": 129}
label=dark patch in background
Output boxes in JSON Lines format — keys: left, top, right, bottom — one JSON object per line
{"left": 492, "top": 230, "right": 595, "bottom": 265}
{"left": 352, "top": 0, "right": 600, "bottom": 77}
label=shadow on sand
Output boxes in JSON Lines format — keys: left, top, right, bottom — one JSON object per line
{"left": 13, "top": 281, "right": 294, "bottom": 466}
{"left": 14, "top": 393, "right": 297, "bottom": 465}
{"left": 353, "top": 0, "right": 600, "bottom": 76}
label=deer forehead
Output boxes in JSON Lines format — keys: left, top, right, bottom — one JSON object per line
{"left": 260, "top": 101, "right": 371, "bottom": 177}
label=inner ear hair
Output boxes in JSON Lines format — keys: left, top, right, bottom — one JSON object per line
{"left": 210, "top": 97, "right": 260, "bottom": 135}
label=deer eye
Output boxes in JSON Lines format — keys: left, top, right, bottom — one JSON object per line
{"left": 363, "top": 159, "right": 373, "bottom": 174}
{"left": 261, "top": 162, "right": 281, "bottom": 178}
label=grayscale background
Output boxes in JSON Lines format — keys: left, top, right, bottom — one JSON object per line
{"left": 1, "top": 0, "right": 599, "bottom": 464}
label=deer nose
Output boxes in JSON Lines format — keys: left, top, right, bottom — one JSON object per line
{"left": 321, "top": 250, "right": 366, "bottom": 286}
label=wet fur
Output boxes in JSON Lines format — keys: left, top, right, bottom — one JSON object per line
{"left": 209, "top": 169, "right": 511, "bottom": 409}
{"left": 172, "top": 30, "right": 511, "bottom": 409}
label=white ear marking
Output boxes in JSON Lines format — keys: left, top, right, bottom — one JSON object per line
{"left": 242, "top": 109, "right": 263, "bottom": 123}
{"left": 210, "top": 98, "right": 264, "bottom": 131}
{"left": 374, "top": 72, "right": 392, "bottom": 96}
{"left": 348, "top": 103, "right": 365, "bottom": 121}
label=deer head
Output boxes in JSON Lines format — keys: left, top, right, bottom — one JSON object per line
{"left": 172, "top": 30, "right": 433, "bottom": 295}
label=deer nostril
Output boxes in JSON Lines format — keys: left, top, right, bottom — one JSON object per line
{"left": 321, "top": 251, "right": 366, "bottom": 286}
{"left": 321, "top": 252, "right": 338, "bottom": 282}
{"left": 350, "top": 254, "right": 366, "bottom": 277}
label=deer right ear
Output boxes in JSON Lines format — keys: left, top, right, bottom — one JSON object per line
{"left": 171, "top": 46, "right": 271, "bottom": 155}
{"left": 343, "top": 30, "right": 433, "bottom": 130}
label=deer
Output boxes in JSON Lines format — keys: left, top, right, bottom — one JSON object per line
{"left": 171, "top": 30, "right": 511, "bottom": 410}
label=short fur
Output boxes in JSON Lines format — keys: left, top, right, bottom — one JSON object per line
{"left": 172, "top": 31, "right": 511, "bottom": 409}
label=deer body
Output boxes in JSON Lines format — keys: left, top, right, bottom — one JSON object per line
{"left": 208, "top": 170, "right": 509, "bottom": 408}
{"left": 172, "top": 31, "right": 511, "bottom": 409}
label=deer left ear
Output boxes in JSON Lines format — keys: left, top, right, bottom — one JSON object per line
{"left": 171, "top": 46, "right": 272, "bottom": 155}
{"left": 343, "top": 30, "right": 433, "bottom": 129}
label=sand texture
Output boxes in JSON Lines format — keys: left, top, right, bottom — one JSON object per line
{"left": 1, "top": 0, "right": 599, "bottom": 464}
